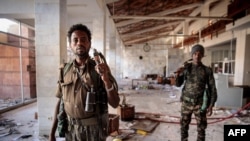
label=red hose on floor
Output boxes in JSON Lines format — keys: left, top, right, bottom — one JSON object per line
{"left": 135, "top": 101, "right": 250, "bottom": 125}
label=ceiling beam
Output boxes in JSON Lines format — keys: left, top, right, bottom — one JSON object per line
{"left": 114, "top": 3, "right": 203, "bottom": 27}
{"left": 110, "top": 15, "right": 232, "bottom": 21}
{"left": 120, "top": 21, "right": 181, "bottom": 38}
{"left": 131, "top": 43, "right": 175, "bottom": 45}
{"left": 124, "top": 34, "right": 198, "bottom": 37}
{"left": 164, "top": 0, "right": 223, "bottom": 43}
{"left": 124, "top": 33, "right": 176, "bottom": 45}
{"left": 124, "top": 32, "right": 198, "bottom": 45}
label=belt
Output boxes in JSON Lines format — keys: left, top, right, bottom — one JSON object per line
{"left": 183, "top": 96, "right": 202, "bottom": 103}
{"left": 67, "top": 116, "right": 98, "bottom": 126}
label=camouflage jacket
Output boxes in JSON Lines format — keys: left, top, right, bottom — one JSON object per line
{"left": 175, "top": 63, "right": 217, "bottom": 107}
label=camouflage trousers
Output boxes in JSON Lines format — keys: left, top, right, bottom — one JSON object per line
{"left": 180, "top": 101, "right": 207, "bottom": 141}
{"left": 65, "top": 123, "right": 107, "bottom": 141}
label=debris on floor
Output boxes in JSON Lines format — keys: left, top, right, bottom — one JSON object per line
{"left": 13, "top": 134, "right": 33, "bottom": 140}
{"left": 0, "top": 117, "right": 37, "bottom": 140}
{"left": 0, "top": 128, "right": 12, "bottom": 137}
{"left": 130, "top": 119, "right": 159, "bottom": 133}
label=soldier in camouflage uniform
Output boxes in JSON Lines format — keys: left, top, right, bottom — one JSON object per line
{"left": 175, "top": 44, "right": 217, "bottom": 141}
{"left": 49, "top": 24, "right": 120, "bottom": 141}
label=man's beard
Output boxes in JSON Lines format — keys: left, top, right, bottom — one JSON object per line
{"left": 75, "top": 52, "right": 89, "bottom": 59}
{"left": 74, "top": 46, "right": 89, "bottom": 59}
{"left": 77, "top": 52, "right": 89, "bottom": 59}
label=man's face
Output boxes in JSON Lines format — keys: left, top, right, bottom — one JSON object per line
{"left": 70, "top": 30, "right": 91, "bottom": 58}
{"left": 192, "top": 51, "right": 203, "bottom": 64}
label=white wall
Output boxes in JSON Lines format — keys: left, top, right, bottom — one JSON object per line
{"left": 123, "top": 44, "right": 167, "bottom": 79}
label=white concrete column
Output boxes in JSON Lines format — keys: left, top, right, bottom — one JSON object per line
{"left": 182, "top": 21, "right": 188, "bottom": 47}
{"left": 92, "top": 18, "right": 104, "bottom": 53}
{"left": 165, "top": 49, "right": 169, "bottom": 76}
{"left": 105, "top": 10, "right": 120, "bottom": 80}
{"left": 115, "top": 38, "right": 123, "bottom": 80}
{"left": 35, "top": 0, "right": 67, "bottom": 135}
{"left": 183, "top": 21, "right": 188, "bottom": 35}
{"left": 171, "top": 31, "right": 176, "bottom": 47}
{"left": 234, "top": 29, "right": 250, "bottom": 86}
{"left": 108, "top": 34, "right": 117, "bottom": 78}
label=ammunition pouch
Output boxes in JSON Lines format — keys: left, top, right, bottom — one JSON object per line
{"left": 57, "top": 98, "right": 68, "bottom": 137}
{"left": 200, "top": 88, "right": 211, "bottom": 113}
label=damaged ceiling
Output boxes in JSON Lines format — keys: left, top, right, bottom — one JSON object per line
{"left": 5, "top": 0, "right": 243, "bottom": 49}
{"left": 105, "top": 0, "right": 228, "bottom": 47}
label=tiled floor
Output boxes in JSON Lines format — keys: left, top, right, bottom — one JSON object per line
{"left": 0, "top": 84, "right": 249, "bottom": 141}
